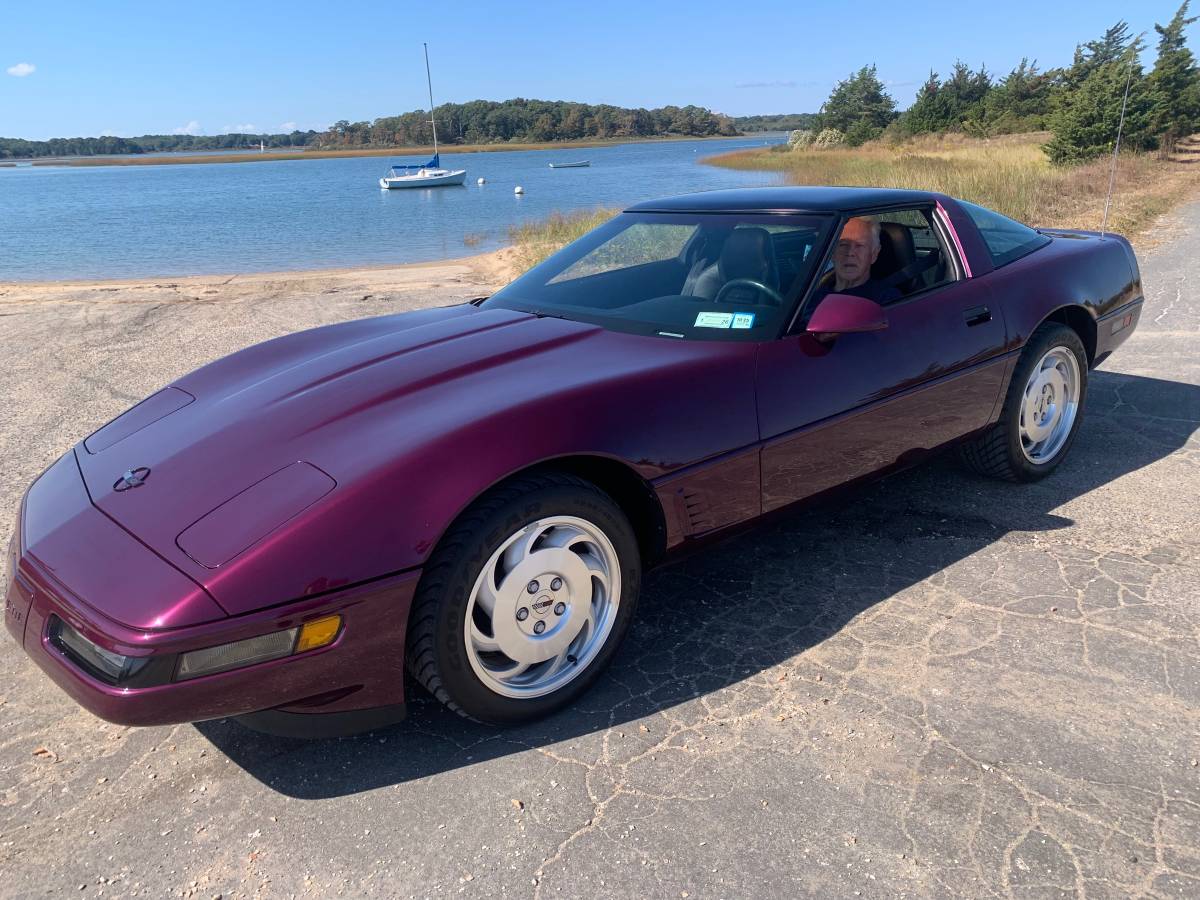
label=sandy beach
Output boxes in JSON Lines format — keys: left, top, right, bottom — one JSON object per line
{"left": 0, "top": 246, "right": 517, "bottom": 307}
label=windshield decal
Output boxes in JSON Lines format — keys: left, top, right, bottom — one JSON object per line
{"left": 731, "top": 312, "right": 755, "bottom": 329}
{"left": 694, "top": 311, "right": 734, "bottom": 329}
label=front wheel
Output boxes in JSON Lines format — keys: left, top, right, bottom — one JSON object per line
{"left": 960, "top": 322, "right": 1088, "bottom": 482}
{"left": 406, "top": 472, "right": 640, "bottom": 725}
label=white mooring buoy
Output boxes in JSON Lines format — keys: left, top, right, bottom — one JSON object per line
{"left": 477, "top": 177, "right": 486, "bottom": 185}
{"left": 514, "top": 185, "right": 524, "bottom": 195}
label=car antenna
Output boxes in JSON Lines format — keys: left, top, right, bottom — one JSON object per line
{"left": 1101, "top": 33, "right": 1145, "bottom": 240}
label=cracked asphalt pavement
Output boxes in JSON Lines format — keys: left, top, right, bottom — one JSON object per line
{"left": 1, "top": 205, "right": 1198, "bottom": 899}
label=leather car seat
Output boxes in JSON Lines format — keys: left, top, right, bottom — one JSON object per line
{"left": 871, "top": 223, "right": 917, "bottom": 292}
{"left": 688, "top": 227, "right": 779, "bottom": 301}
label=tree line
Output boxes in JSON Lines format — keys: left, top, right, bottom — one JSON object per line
{"left": 733, "top": 113, "right": 820, "bottom": 132}
{"left": 317, "top": 99, "right": 738, "bottom": 148}
{"left": 0, "top": 130, "right": 321, "bottom": 160}
{"left": 803, "top": 2, "right": 1199, "bottom": 163}
{"left": 2, "top": 97, "right": 739, "bottom": 160}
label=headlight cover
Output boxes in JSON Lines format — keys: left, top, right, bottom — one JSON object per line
{"left": 51, "top": 617, "right": 135, "bottom": 683}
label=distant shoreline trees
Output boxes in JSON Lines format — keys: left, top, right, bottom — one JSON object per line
{"left": 315, "top": 99, "right": 738, "bottom": 149}
{"left": 0, "top": 131, "right": 321, "bottom": 160}
{"left": 1, "top": 99, "right": 742, "bottom": 160}
{"left": 732, "top": 113, "right": 819, "bottom": 132}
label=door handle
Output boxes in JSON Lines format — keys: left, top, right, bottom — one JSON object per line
{"left": 963, "top": 305, "right": 991, "bottom": 327}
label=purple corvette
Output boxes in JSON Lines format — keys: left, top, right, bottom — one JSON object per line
{"left": 5, "top": 187, "right": 1143, "bottom": 735}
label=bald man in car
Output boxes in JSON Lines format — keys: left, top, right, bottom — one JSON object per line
{"left": 816, "top": 216, "right": 901, "bottom": 305}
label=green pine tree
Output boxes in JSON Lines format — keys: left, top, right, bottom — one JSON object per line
{"left": 1066, "top": 21, "right": 1135, "bottom": 88}
{"left": 1045, "top": 35, "right": 1155, "bottom": 165}
{"left": 971, "top": 59, "right": 1057, "bottom": 135}
{"left": 1147, "top": 1, "right": 1200, "bottom": 151}
{"left": 816, "top": 65, "right": 898, "bottom": 146}
{"left": 899, "top": 71, "right": 952, "bottom": 135}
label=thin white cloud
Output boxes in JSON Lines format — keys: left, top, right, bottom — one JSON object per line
{"left": 223, "top": 123, "right": 258, "bottom": 133}
{"left": 6, "top": 62, "right": 36, "bottom": 77}
{"left": 735, "top": 79, "right": 798, "bottom": 89}
{"left": 173, "top": 120, "right": 202, "bottom": 136}
{"left": 280, "top": 121, "right": 298, "bottom": 132}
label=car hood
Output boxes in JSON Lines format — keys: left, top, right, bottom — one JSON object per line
{"left": 74, "top": 305, "right": 625, "bottom": 616}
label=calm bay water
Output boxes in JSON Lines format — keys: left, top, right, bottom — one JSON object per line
{"left": 0, "top": 136, "right": 783, "bottom": 281}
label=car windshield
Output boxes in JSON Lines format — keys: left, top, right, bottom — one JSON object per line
{"left": 482, "top": 211, "right": 834, "bottom": 340}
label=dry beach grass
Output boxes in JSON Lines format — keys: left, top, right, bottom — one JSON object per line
{"left": 506, "top": 207, "right": 619, "bottom": 271}
{"left": 709, "top": 131, "right": 1200, "bottom": 240}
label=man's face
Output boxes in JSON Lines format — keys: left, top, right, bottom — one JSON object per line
{"left": 833, "top": 218, "right": 880, "bottom": 288}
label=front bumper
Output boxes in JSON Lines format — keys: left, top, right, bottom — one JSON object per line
{"left": 5, "top": 459, "right": 419, "bottom": 730}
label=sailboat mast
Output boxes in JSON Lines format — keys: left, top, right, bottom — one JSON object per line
{"left": 424, "top": 42, "right": 439, "bottom": 159}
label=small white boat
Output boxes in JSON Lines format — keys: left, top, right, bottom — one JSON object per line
{"left": 379, "top": 157, "right": 467, "bottom": 189}
{"left": 548, "top": 161, "right": 590, "bottom": 168}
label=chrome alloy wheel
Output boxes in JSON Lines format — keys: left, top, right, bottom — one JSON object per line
{"left": 1019, "top": 345, "right": 1081, "bottom": 464}
{"left": 464, "top": 516, "right": 621, "bottom": 699}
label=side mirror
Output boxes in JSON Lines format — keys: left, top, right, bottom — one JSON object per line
{"left": 805, "top": 293, "right": 888, "bottom": 339}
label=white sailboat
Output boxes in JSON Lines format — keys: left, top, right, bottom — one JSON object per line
{"left": 379, "top": 43, "right": 467, "bottom": 189}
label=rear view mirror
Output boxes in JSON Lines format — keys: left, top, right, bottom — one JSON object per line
{"left": 805, "top": 293, "right": 888, "bottom": 339}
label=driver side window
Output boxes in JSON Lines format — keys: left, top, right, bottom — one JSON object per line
{"left": 814, "top": 208, "right": 959, "bottom": 308}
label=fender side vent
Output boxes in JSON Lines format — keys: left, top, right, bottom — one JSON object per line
{"left": 683, "top": 490, "right": 714, "bottom": 533}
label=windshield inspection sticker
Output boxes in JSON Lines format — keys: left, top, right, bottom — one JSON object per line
{"left": 731, "top": 312, "right": 756, "bottom": 329}
{"left": 694, "top": 311, "right": 734, "bottom": 329}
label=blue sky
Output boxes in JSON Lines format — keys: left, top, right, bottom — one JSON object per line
{"left": 1, "top": 0, "right": 1192, "bottom": 140}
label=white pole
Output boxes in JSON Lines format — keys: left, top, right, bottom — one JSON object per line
{"left": 424, "top": 42, "right": 439, "bottom": 161}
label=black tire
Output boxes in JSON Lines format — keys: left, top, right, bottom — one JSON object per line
{"left": 405, "top": 471, "right": 640, "bottom": 725}
{"left": 960, "top": 322, "right": 1088, "bottom": 482}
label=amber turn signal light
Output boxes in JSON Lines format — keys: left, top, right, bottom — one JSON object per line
{"left": 295, "top": 614, "right": 342, "bottom": 653}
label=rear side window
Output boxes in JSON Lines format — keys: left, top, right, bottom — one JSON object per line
{"left": 875, "top": 208, "right": 958, "bottom": 297}
{"left": 959, "top": 201, "right": 1051, "bottom": 268}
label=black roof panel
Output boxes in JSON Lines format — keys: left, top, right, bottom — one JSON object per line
{"left": 626, "top": 186, "right": 944, "bottom": 214}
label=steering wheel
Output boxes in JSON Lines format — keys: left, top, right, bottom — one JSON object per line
{"left": 713, "top": 278, "right": 785, "bottom": 307}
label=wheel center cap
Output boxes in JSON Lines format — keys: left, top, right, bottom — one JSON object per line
{"left": 531, "top": 594, "right": 554, "bottom": 617}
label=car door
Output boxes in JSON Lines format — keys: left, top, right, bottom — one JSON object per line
{"left": 755, "top": 208, "right": 1009, "bottom": 513}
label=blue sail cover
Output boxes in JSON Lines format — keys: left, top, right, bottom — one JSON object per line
{"left": 388, "top": 153, "right": 440, "bottom": 171}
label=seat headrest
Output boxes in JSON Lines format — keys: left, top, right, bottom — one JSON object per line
{"left": 718, "top": 227, "right": 777, "bottom": 286}
{"left": 872, "top": 223, "right": 916, "bottom": 282}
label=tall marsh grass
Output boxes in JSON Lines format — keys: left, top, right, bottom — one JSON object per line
{"left": 709, "top": 132, "right": 1188, "bottom": 238}
{"left": 507, "top": 207, "right": 618, "bottom": 271}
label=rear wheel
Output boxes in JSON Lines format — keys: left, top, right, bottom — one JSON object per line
{"left": 406, "top": 472, "right": 640, "bottom": 725}
{"left": 960, "top": 322, "right": 1088, "bottom": 482}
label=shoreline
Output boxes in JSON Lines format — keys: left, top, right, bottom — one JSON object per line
{"left": 16, "top": 133, "right": 768, "bottom": 169}
{"left": 0, "top": 247, "right": 518, "bottom": 299}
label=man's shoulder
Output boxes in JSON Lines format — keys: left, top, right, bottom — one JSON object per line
{"left": 846, "top": 279, "right": 901, "bottom": 303}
